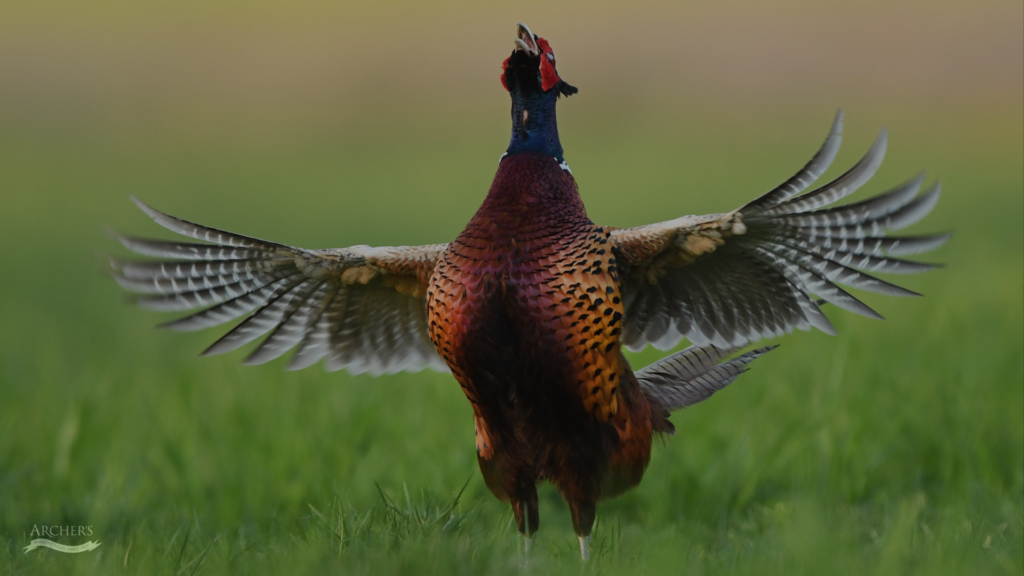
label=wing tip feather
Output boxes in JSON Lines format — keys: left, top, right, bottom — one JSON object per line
{"left": 129, "top": 195, "right": 162, "bottom": 220}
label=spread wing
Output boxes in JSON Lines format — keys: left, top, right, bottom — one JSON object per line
{"left": 611, "top": 110, "right": 949, "bottom": 351}
{"left": 111, "top": 198, "right": 449, "bottom": 375}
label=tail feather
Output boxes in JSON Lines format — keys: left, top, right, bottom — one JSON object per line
{"left": 637, "top": 344, "right": 777, "bottom": 422}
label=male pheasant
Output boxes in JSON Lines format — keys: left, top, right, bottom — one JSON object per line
{"left": 111, "top": 23, "right": 947, "bottom": 560}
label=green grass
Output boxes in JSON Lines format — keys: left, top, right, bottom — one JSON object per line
{"left": 0, "top": 98, "right": 1021, "bottom": 575}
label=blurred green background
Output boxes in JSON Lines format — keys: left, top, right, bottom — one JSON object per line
{"left": 1, "top": 1, "right": 1021, "bottom": 574}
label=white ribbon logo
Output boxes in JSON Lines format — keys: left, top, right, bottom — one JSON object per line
{"left": 23, "top": 539, "right": 102, "bottom": 554}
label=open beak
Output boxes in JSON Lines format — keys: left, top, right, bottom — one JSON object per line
{"left": 513, "top": 22, "right": 540, "bottom": 55}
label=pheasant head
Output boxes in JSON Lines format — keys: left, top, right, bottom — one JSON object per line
{"left": 502, "top": 23, "right": 577, "bottom": 161}
{"left": 501, "top": 23, "right": 577, "bottom": 97}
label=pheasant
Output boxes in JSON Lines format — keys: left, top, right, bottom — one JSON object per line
{"left": 111, "top": 23, "right": 947, "bottom": 560}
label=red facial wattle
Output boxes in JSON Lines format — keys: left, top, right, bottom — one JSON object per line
{"left": 501, "top": 57, "right": 510, "bottom": 91}
{"left": 536, "top": 38, "right": 560, "bottom": 92}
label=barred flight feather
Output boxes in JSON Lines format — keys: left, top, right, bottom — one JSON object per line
{"left": 885, "top": 184, "right": 943, "bottom": 231}
{"left": 115, "top": 235, "right": 266, "bottom": 261}
{"left": 776, "top": 237, "right": 939, "bottom": 275}
{"left": 159, "top": 275, "right": 301, "bottom": 331}
{"left": 113, "top": 268, "right": 280, "bottom": 295}
{"left": 764, "top": 239, "right": 927, "bottom": 292}
{"left": 244, "top": 281, "right": 331, "bottom": 366}
{"left": 130, "top": 196, "right": 288, "bottom": 252}
{"left": 775, "top": 172, "right": 924, "bottom": 227}
{"left": 287, "top": 296, "right": 338, "bottom": 371}
{"left": 763, "top": 129, "right": 887, "bottom": 216}
{"left": 791, "top": 232, "right": 950, "bottom": 258}
{"left": 201, "top": 277, "right": 318, "bottom": 356}
{"left": 135, "top": 275, "right": 287, "bottom": 312}
{"left": 112, "top": 258, "right": 280, "bottom": 281}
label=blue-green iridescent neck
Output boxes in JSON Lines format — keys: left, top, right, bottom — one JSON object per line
{"left": 505, "top": 85, "right": 564, "bottom": 162}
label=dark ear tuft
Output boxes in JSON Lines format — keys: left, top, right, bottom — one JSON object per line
{"left": 558, "top": 81, "right": 579, "bottom": 97}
